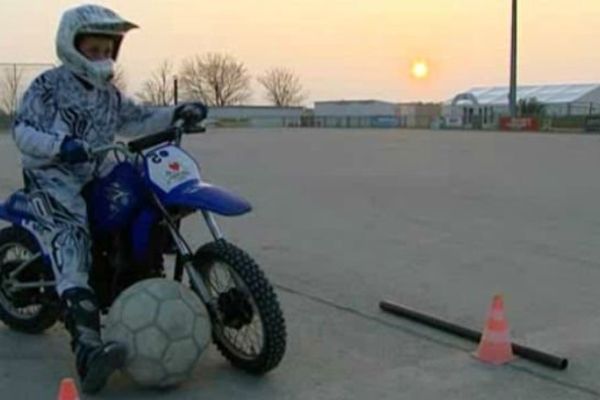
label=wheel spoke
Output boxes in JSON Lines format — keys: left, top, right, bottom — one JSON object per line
{"left": 195, "top": 252, "right": 272, "bottom": 362}
{"left": 207, "top": 272, "right": 221, "bottom": 295}
{"left": 247, "top": 323, "right": 262, "bottom": 354}
{"left": 213, "top": 267, "right": 226, "bottom": 292}
{"left": 221, "top": 302, "right": 264, "bottom": 357}
{"left": 239, "top": 327, "right": 252, "bottom": 353}
{"left": 209, "top": 265, "right": 225, "bottom": 293}
{"left": 250, "top": 319, "right": 262, "bottom": 344}
{"left": 226, "top": 327, "right": 242, "bottom": 350}
{"left": 0, "top": 242, "right": 47, "bottom": 319}
{"left": 215, "top": 264, "right": 233, "bottom": 291}
{"left": 233, "top": 327, "right": 245, "bottom": 348}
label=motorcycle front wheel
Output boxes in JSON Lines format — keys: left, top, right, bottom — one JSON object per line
{"left": 191, "top": 239, "right": 286, "bottom": 374}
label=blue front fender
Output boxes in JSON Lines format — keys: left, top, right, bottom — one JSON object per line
{"left": 162, "top": 180, "right": 252, "bottom": 216}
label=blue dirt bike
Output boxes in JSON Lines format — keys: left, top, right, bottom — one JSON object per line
{"left": 0, "top": 125, "right": 286, "bottom": 374}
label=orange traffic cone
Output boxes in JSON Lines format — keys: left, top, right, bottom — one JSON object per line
{"left": 57, "top": 378, "right": 80, "bottom": 400}
{"left": 474, "top": 294, "right": 515, "bottom": 365}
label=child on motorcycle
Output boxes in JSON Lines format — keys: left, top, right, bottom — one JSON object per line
{"left": 12, "top": 4, "right": 206, "bottom": 394}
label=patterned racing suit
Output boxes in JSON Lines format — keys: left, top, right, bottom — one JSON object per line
{"left": 13, "top": 65, "right": 176, "bottom": 296}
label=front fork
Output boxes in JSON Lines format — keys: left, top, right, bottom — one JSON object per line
{"left": 160, "top": 202, "right": 223, "bottom": 318}
{"left": 172, "top": 210, "right": 222, "bottom": 281}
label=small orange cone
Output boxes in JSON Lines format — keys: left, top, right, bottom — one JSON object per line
{"left": 57, "top": 378, "right": 80, "bottom": 400}
{"left": 474, "top": 294, "right": 515, "bottom": 365}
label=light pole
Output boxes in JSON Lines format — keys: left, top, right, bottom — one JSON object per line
{"left": 508, "top": 0, "right": 518, "bottom": 118}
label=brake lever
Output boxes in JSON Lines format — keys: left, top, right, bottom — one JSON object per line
{"left": 186, "top": 125, "right": 206, "bottom": 134}
{"left": 173, "top": 118, "right": 207, "bottom": 134}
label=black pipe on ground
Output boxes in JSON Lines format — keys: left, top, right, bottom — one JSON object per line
{"left": 379, "top": 300, "right": 568, "bottom": 370}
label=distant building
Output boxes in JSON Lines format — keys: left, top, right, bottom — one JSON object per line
{"left": 202, "top": 100, "right": 443, "bottom": 130}
{"left": 206, "top": 106, "right": 304, "bottom": 128}
{"left": 313, "top": 100, "right": 399, "bottom": 128}
{"left": 397, "top": 103, "right": 442, "bottom": 129}
{"left": 312, "top": 100, "right": 443, "bottom": 129}
{"left": 444, "top": 84, "right": 600, "bottom": 128}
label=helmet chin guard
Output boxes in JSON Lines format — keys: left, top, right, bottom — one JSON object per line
{"left": 56, "top": 5, "right": 138, "bottom": 89}
{"left": 88, "top": 59, "right": 116, "bottom": 85}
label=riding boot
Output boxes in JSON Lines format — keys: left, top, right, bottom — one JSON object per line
{"left": 62, "top": 287, "right": 127, "bottom": 394}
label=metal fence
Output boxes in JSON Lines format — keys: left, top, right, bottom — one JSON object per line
{"left": 544, "top": 101, "right": 600, "bottom": 117}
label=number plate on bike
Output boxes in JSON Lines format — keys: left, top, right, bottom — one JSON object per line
{"left": 145, "top": 145, "right": 201, "bottom": 192}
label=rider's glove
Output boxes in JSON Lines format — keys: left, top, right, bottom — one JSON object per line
{"left": 173, "top": 102, "right": 208, "bottom": 129}
{"left": 59, "top": 137, "right": 91, "bottom": 164}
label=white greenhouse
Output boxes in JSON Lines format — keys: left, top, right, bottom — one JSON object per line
{"left": 443, "top": 84, "right": 600, "bottom": 128}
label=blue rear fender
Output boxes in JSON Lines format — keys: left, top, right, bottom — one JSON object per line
{"left": 162, "top": 180, "right": 252, "bottom": 216}
{"left": 0, "top": 192, "right": 52, "bottom": 264}
{"left": 0, "top": 203, "right": 15, "bottom": 224}
{"left": 0, "top": 191, "right": 32, "bottom": 225}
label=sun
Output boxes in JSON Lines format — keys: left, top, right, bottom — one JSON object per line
{"left": 411, "top": 60, "right": 429, "bottom": 79}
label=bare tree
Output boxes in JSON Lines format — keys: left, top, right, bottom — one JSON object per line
{"left": 136, "top": 60, "right": 175, "bottom": 106}
{"left": 0, "top": 65, "right": 24, "bottom": 118}
{"left": 257, "top": 67, "right": 307, "bottom": 107}
{"left": 111, "top": 64, "right": 128, "bottom": 93}
{"left": 179, "top": 53, "right": 251, "bottom": 106}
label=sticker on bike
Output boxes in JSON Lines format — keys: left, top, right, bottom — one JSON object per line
{"left": 145, "top": 146, "right": 201, "bottom": 192}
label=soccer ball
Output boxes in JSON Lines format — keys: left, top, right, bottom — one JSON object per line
{"left": 103, "top": 278, "right": 212, "bottom": 388}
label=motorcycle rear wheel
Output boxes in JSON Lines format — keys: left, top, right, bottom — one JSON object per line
{"left": 0, "top": 226, "right": 59, "bottom": 334}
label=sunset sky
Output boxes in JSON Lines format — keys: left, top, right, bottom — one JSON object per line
{"left": 1, "top": 0, "right": 600, "bottom": 105}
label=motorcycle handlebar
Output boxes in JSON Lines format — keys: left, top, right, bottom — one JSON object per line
{"left": 127, "top": 127, "right": 178, "bottom": 153}
{"left": 89, "top": 143, "right": 130, "bottom": 157}
{"left": 127, "top": 124, "right": 205, "bottom": 153}
{"left": 90, "top": 125, "right": 205, "bottom": 157}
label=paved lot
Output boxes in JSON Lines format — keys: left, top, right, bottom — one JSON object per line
{"left": 1, "top": 128, "right": 600, "bottom": 399}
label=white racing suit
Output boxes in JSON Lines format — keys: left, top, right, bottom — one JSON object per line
{"left": 13, "top": 65, "right": 176, "bottom": 296}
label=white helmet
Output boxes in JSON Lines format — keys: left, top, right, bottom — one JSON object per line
{"left": 56, "top": 4, "right": 138, "bottom": 88}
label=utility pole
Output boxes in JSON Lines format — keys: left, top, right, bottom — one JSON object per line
{"left": 508, "top": 0, "right": 518, "bottom": 118}
{"left": 173, "top": 76, "right": 178, "bottom": 105}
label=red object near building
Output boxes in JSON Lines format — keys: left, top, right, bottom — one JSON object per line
{"left": 499, "top": 117, "right": 539, "bottom": 131}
